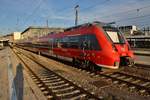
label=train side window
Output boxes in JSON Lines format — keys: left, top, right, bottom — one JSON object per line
{"left": 48, "top": 38, "right": 54, "bottom": 49}
{"left": 57, "top": 38, "right": 62, "bottom": 48}
{"left": 80, "top": 34, "right": 100, "bottom": 50}
{"left": 68, "top": 36, "right": 80, "bottom": 49}
{"left": 79, "top": 35, "right": 90, "bottom": 50}
{"left": 53, "top": 38, "right": 58, "bottom": 48}
{"left": 61, "top": 37, "right": 69, "bottom": 48}
{"left": 90, "top": 34, "right": 101, "bottom": 50}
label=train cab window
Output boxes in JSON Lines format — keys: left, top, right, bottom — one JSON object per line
{"left": 103, "top": 26, "right": 125, "bottom": 44}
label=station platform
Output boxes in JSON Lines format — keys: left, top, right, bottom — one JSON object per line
{"left": 133, "top": 49, "right": 150, "bottom": 66}
{"left": 133, "top": 48, "right": 150, "bottom": 56}
{"left": 0, "top": 47, "right": 47, "bottom": 100}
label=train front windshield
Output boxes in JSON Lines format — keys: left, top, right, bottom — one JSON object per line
{"left": 103, "top": 26, "right": 125, "bottom": 44}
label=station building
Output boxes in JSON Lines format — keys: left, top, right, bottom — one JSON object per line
{"left": 0, "top": 34, "right": 14, "bottom": 46}
{"left": 119, "top": 25, "right": 138, "bottom": 36}
{"left": 142, "top": 27, "right": 150, "bottom": 36}
{"left": 1, "top": 34, "right": 13, "bottom": 42}
{"left": 13, "top": 32, "right": 21, "bottom": 40}
{"left": 21, "top": 26, "right": 64, "bottom": 40}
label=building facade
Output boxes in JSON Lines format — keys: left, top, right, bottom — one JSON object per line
{"left": 119, "top": 25, "right": 138, "bottom": 36}
{"left": 21, "top": 26, "right": 64, "bottom": 40}
{"left": 13, "top": 32, "right": 21, "bottom": 40}
{"left": 142, "top": 27, "right": 150, "bottom": 36}
{"left": 1, "top": 34, "right": 14, "bottom": 42}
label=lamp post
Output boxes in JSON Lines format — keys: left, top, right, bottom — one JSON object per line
{"left": 75, "top": 5, "right": 79, "bottom": 26}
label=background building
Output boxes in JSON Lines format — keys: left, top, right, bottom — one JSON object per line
{"left": 2, "top": 34, "right": 13, "bottom": 42}
{"left": 21, "top": 26, "right": 64, "bottom": 40}
{"left": 119, "top": 25, "right": 138, "bottom": 36}
{"left": 142, "top": 27, "right": 150, "bottom": 36}
{"left": 13, "top": 32, "right": 21, "bottom": 40}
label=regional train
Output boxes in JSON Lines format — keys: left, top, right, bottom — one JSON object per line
{"left": 17, "top": 21, "right": 134, "bottom": 70}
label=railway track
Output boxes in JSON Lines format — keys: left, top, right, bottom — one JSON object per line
{"left": 76, "top": 68, "right": 150, "bottom": 96}
{"left": 12, "top": 48, "right": 100, "bottom": 100}
{"left": 135, "top": 63, "right": 150, "bottom": 70}
{"left": 14, "top": 47, "right": 150, "bottom": 98}
{"left": 99, "top": 72, "right": 150, "bottom": 95}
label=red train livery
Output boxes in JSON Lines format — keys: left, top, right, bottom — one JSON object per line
{"left": 18, "top": 22, "right": 134, "bottom": 70}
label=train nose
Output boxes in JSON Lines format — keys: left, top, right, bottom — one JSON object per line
{"left": 115, "top": 44, "right": 129, "bottom": 56}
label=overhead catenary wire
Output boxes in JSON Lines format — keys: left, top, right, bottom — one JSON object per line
{"left": 114, "top": 13, "right": 150, "bottom": 23}
{"left": 98, "top": 4, "right": 150, "bottom": 19}
{"left": 46, "top": 0, "right": 111, "bottom": 20}
{"left": 23, "top": 0, "right": 150, "bottom": 29}
{"left": 80, "top": 0, "right": 110, "bottom": 12}
{"left": 80, "top": 3, "right": 150, "bottom": 26}
{"left": 23, "top": 0, "right": 44, "bottom": 26}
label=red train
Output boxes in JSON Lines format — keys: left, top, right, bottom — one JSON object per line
{"left": 17, "top": 21, "right": 134, "bottom": 70}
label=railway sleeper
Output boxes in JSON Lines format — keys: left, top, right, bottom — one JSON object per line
{"left": 64, "top": 94, "right": 87, "bottom": 100}
{"left": 46, "top": 80, "right": 65, "bottom": 86}
{"left": 40, "top": 76, "right": 58, "bottom": 80}
{"left": 48, "top": 83, "right": 70, "bottom": 89}
{"left": 40, "top": 73, "right": 56, "bottom": 77}
{"left": 43, "top": 78, "right": 61, "bottom": 83}
{"left": 52, "top": 86, "right": 74, "bottom": 93}
{"left": 100, "top": 73, "right": 150, "bottom": 94}
{"left": 124, "top": 77, "right": 133, "bottom": 81}
{"left": 56, "top": 90, "right": 80, "bottom": 97}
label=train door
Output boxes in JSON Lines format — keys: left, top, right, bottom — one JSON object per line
{"left": 78, "top": 35, "right": 92, "bottom": 68}
{"left": 78, "top": 34, "right": 101, "bottom": 70}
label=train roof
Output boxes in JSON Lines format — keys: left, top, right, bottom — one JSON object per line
{"left": 64, "top": 21, "right": 116, "bottom": 32}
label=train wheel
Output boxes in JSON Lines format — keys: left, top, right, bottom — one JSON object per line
{"left": 89, "top": 62, "right": 95, "bottom": 72}
{"left": 72, "top": 58, "right": 76, "bottom": 66}
{"left": 72, "top": 58, "right": 80, "bottom": 68}
{"left": 80, "top": 60, "right": 86, "bottom": 69}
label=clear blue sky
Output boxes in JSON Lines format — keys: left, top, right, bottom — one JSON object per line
{"left": 0, "top": 0, "right": 150, "bottom": 35}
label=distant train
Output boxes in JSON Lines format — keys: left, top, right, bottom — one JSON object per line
{"left": 17, "top": 21, "right": 134, "bottom": 70}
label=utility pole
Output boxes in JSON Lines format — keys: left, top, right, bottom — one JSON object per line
{"left": 16, "top": 17, "right": 19, "bottom": 31}
{"left": 75, "top": 5, "right": 79, "bottom": 26}
{"left": 46, "top": 19, "right": 49, "bottom": 27}
{"left": 46, "top": 19, "right": 49, "bottom": 36}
